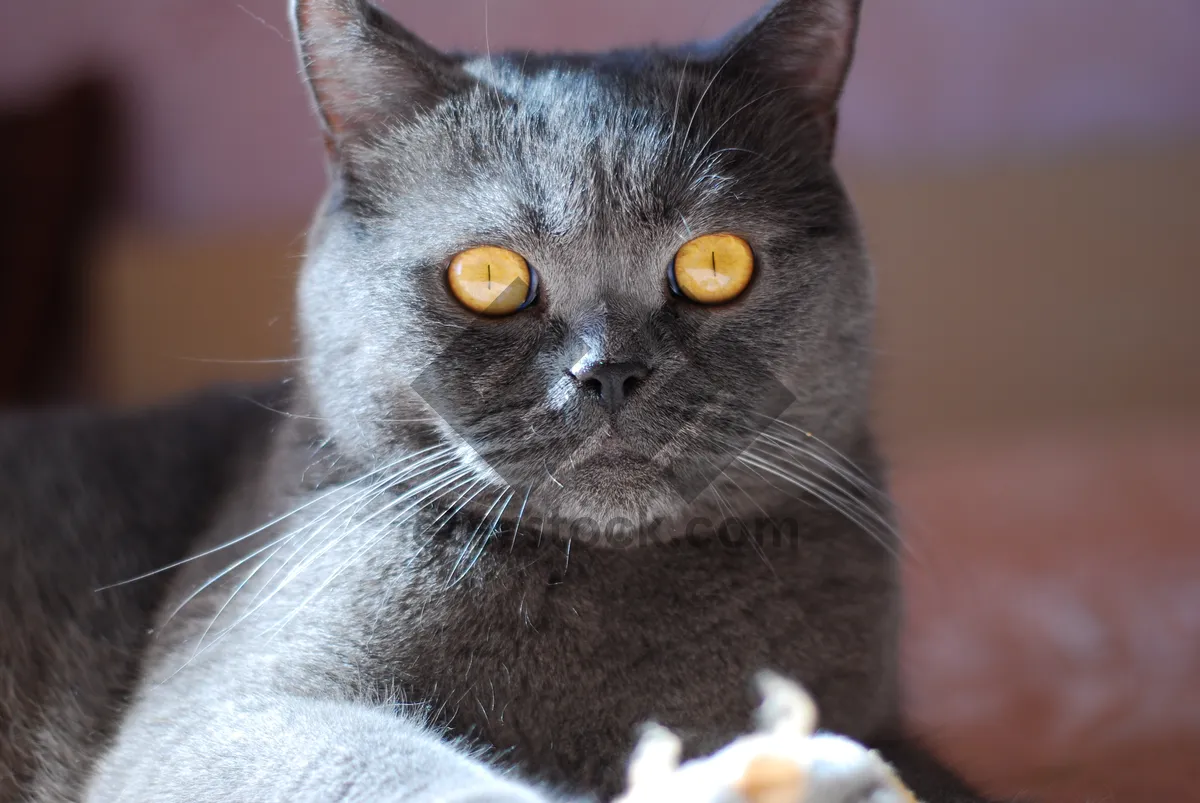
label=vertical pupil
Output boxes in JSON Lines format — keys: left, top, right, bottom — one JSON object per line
{"left": 711, "top": 250, "right": 717, "bottom": 276}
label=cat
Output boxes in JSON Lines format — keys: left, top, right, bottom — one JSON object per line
{"left": 0, "top": 0, "right": 996, "bottom": 801}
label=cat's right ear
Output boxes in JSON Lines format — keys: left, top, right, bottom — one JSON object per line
{"left": 716, "top": 0, "right": 862, "bottom": 152}
{"left": 291, "top": 0, "right": 471, "bottom": 157}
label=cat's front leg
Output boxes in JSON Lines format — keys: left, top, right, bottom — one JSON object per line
{"left": 83, "top": 690, "right": 562, "bottom": 803}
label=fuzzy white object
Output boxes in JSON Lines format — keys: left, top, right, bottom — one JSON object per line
{"left": 614, "top": 674, "right": 919, "bottom": 803}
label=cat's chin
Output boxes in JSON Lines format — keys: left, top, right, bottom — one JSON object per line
{"left": 522, "top": 455, "right": 706, "bottom": 549}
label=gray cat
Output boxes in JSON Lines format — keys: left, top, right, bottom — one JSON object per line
{"left": 0, "top": 0, "right": 995, "bottom": 801}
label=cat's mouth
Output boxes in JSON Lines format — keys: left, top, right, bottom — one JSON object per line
{"left": 442, "top": 409, "right": 738, "bottom": 545}
{"left": 513, "top": 437, "right": 706, "bottom": 545}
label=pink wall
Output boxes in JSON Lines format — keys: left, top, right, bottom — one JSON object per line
{"left": 2, "top": 0, "right": 1198, "bottom": 228}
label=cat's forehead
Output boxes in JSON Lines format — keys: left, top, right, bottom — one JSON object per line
{"left": 468, "top": 65, "right": 686, "bottom": 212}
{"left": 385, "top": 63, "right": 738, "bottom": 246}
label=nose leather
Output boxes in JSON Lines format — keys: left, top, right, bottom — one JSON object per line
{"left": 570, "top": 361, "right": 650, "bottom": 413}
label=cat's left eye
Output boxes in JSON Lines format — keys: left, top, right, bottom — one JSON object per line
{"left": 669, "top": 233, "right": 754, "bottom": 304}
{"left": 447, "top": 246, "right": 538, "bottom": 316}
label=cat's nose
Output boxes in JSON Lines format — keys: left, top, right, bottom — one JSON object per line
{"left": 571, "top": 361, "right": 651, "bottom": 413}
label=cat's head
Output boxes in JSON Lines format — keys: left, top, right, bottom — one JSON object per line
{"left": 291, "top": 0, "right": 873, "bottom": 543}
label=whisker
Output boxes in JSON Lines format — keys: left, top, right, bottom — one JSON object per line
{"left": 236, "top": 453, "right": 462, "bottom": 614}
{"left": 715, "top": 470, "right": 782, "bottom": 576}
{"left": 400, "top": 475, "right": 496, "bottom": 572}
{"left": 738, "top": 450, "right": 873, "bottom": 536}
{"left": 510, "top": 485, "right": 532, "bottom": 553}
{"left": 685, "top": 85, "right": 815, "bottom": 178}
{"left": 164, "top": 462, "right": 478, "bottom": 677}
{"left": 744, "top": 427, "right": 913, "bottom": 559}
{"left": 447, "top": 490, "right": 507, "bottom": 587}
{"left": 756, "top": 430, "right": 887, "bottom": 503}
{"left": 162, "top": 449, "right": 457, "bottom": 626}
{"left": 250, "top": 462, "right": 473, "bottom": 622}
{"left": 95, "top": 447, "right": 437, "bottom": 591}
{"left": 264, "top": 466, "right": 478, "bottom": 638}
{"left": 376, "top": 475, "right": 482, "bottom": 569}
{"left": 759, "top": 446, "right": 898, "bottom": 546}
{"left": 748, "top": 413, "right": 880, "bottom": 487}
{"left": 732, "top": 414, "right": 898, "bottom": 531}
{"left": 423, "top": 478, "right": 488, "bottom": 537}
{"left": 237, "top": 397, "right": 332, "bottom": 422}
{"left": 173, "top": 355, "right": 303, "bottom": 365}
{"left": 737, "top": 450, "right": 900, "bottom": 558}
{"left": 448, "top": 490, "right": 512, "bottom": 589}
{"left": 190, "top": 540, "right": 288, "bottom": 656}
{"left": 708, "top": 477, "right": 777, "bottom": 576}
{"left": 680, "top": 45, "right": 744, "bottom": 151}
{"left": 667, "top": 50, "right": 694, "bottom": 151}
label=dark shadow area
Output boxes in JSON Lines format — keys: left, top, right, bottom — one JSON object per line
{"left": 0, "top": 75, "right": 122, "bottom": 405}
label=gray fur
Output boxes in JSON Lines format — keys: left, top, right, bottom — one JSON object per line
{"left": 0, "top": 1, "right": 990, "bottom": 801}
{"left": 0, "top": 387, "right": 282, "bottom": 801}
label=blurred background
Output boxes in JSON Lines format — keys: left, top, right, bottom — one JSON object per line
{"left": 1, "top": 1, "right": 1197, "bottom": 800}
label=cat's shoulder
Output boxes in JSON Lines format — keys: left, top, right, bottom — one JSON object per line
{"left": 0, "top": 381, "right": 289, "bottom": 523}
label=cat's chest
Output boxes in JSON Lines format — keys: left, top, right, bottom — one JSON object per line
{"left": 371, "top": 535, "right": 896, "bottom": 794}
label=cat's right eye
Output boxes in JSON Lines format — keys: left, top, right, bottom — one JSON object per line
{"left": 447, "top": 246, "right": 538, "bottom": 316}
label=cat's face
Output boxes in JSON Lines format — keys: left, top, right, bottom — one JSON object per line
{"left": 293, "top": 0, "right": 872, "bottom": 539}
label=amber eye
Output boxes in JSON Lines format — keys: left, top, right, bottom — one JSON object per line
{"left": 670, "top": 233, "right": 754, "bottom": 304}
{"left": 447, "top": 246, "right": 537, "bottom": 316}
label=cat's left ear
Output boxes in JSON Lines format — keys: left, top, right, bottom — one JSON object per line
{"left": 291, "top": 0, "right": 472, "bottom": 157}
{"left": 723, "top": 0, "right": 862, "bottom": 146}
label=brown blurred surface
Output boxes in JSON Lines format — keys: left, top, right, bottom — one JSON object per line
{"left": 859, "top": 142, "right": 1200, "bottom": 450}
{"left": 896, "top": 427, "right": 1200, "bottom": 803}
